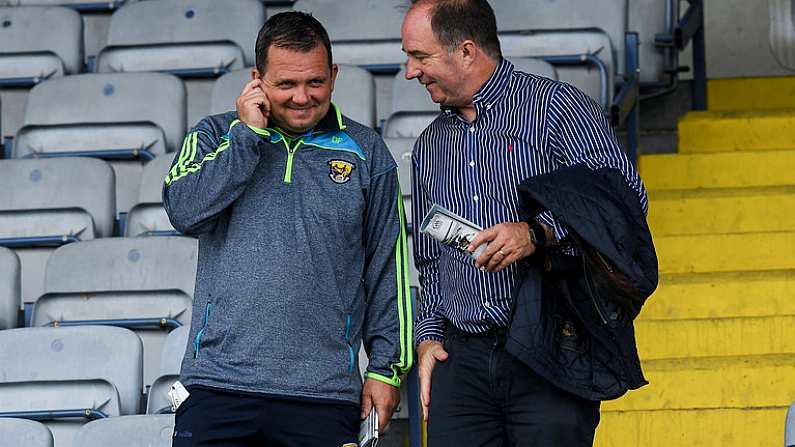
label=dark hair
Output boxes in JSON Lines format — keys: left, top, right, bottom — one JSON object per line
{"left": 412, "top": 0, "right": 502, "bottom": 60}
{"left": 254, "top": 11, "right": 333, "bottom": 74}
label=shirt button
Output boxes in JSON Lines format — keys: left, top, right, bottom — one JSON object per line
{"left": 473, "top": 195, "right": 479, "bottom": 202}
{"left": 484, "top": 302, "right": 491, "bottom": 308}
{"left": 469, "top": 126, "right": 475, "bottom": 133}
{"left": 469, "top": 160, "right": 475, "bottom": 167}
{"left": 486, "top": 103, "right": 493, "bottom": 110}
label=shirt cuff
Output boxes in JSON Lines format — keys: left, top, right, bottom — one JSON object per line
{"left": 415, "top": 317, "right": 446, "bottom": 345}
{"left": 535, "top": 211, "right": 568, "bottom": 241}
{"left": 365, "top": 371, "right": 401, "bottom": 388}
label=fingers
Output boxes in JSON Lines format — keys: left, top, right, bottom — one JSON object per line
{"left": 419, "top": 360, "right": 432, "bottom": 421}
{"left": 360, "top": 390, "right": 373, "bottom": 420}
{"left": 375, "top": 400, "right": 394, "bottom": 433}
{"left": 468, "top": 227, "right": 497, "bottom": 254}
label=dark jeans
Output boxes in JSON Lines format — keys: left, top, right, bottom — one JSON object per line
{"left": 428, "top": 326, "right": 600, "bottom": 447}
{"left": 172, "top": 386, "right": 360, "bottom": 447}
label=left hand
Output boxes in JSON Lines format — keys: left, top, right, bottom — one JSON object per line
{"left": 468, "top": 222, "right": 536, "bottom": 273}
{"left": 361, "top": 377, "right": 400, "bottom": 434}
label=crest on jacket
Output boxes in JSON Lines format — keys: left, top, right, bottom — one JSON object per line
{"left": 328, "top": 160, "right": 355, "bottom": 184}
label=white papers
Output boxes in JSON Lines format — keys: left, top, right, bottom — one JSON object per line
{"left": 358, "top": 407, "right": 379, "bottom": 447}
{"left": 419, "top": 204, "right": 488, "bottom": 260}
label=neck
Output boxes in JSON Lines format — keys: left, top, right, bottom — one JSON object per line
{"left": 457, "top": 57, "right": 500, "bottom": 123}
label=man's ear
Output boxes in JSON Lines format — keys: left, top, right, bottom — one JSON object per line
{"left": 329, "top": 64, "right": 339, "bottom": 91}
{"left": 459, "top": 39, "right": 478, "bottom": 69}
{"left": 251, "top": 68, "right": 262, "bottom": 81}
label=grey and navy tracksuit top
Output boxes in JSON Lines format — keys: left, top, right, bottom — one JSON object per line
{"left": 162, "top": 104, "right": 413, "bottom": 405}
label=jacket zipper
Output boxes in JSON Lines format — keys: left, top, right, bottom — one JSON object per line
{"left": 283, "top": 138, "right": 303, "bottom": 184}
{"left": 193, "top": 302, "right": 213, "bottom": 359}
{"left": 344, "top": 314, "right": 355, "bottom": 374}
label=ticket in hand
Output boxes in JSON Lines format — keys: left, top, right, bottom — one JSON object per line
{"left": 358, "top": 407, "right": 379, "bottom": 447}
{"left": 419, "top": 204, "right": 488, "bottom": 260}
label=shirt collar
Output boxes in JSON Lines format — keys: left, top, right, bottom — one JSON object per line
{"left": 441, "top": 58, "right": 514, "bottom": 119}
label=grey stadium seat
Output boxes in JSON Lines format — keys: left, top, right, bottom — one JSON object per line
{"left": 0, "top": 158, "right": 115, "bottom": 307}
{"left": 0, "top": 6, "right": 82, "bottom": 139}
{"left": 0, "top": 7, "right": 82, "bottom": 83}
{"left": 0, "top": 326, "right": 141, "bottom": 446}
{"left": 769, "top": 0, "right": 795, "bottom": 71}
{"left": 13, "top": 72, "right": 186, "bottom": 213}
{"left": 629, "top": 0, "right": 679, "bottom": 84}
{"left": 125, "top": 154, "right": 178, "bottom": 237}
{"left": 2, "top": 0, "right": 133, "bottom": 7}
{"left": 0, "top": 418, "right": 54, "bottom": 447}
{"left": 73, "top": 414, "right": 175, "bottom": 447}
{"left": 0, "top": 247, "right": 20, "bottom": 329}
{"left": 382, "top": 138, "right": 418, "bottom": 289}
{"left": 36, "top": 236, "right": 197, "bottom": 388}
{"left": 209, "top": 65, "right": 377, "bottom": 128}
{"left": 97, "top": 0, "right": 264, "bottom": 75}
{"left": 147, "top": 325, "right": 188, "bottom": 414}
{"left": 384, "top": 58, "right": 557, "bottom": 138}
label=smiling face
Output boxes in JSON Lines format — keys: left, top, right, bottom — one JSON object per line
{"left": 401, "top": 4, "right": 468, "bottom": 107}
{"left": 256, "top": 44, "right": 338, "bottom": 135}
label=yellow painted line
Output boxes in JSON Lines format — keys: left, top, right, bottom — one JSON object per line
{"left": 595, "top": 407, "right": 785, "bottom": 447}
{"left": 641, "top": 271, "right": 795, "bottom": 321}
{"left": 655, "top": 231, "right": 795, "bottom": 274}
{"left": 635, "top": 315, "right": 795, "bottom": 360}
{"left": 679, "top": 110, "right": 795, "bottom": 153}
{"left": 603, "top": 355, "right": 795, "bottom": 411}
{"left": 639, "top": 150, "right": 795, "bottom": 191}
{"left": 648, "top": 190, "right": 795, "bottom": 236}
{"left": 709, "top": 76, "right": 795, "bottom": 112}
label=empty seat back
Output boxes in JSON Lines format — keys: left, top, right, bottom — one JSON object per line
{"left": 97, "top": 0, "right": 265, "bottom": 75}
{"left": 126, "top": 154, "right": 178, "bottom": 237}
{"left": 629, "top": 0, "right": 678, "bottom": 84}
{"left": 39, "top": 237, "right": 197, "bottom": 387}
{"left": 0, "top": 158, "right": 115, "bottom": 305}
{"left": 0, "top": 418, "right": 54, "bottom": 447}
{"left": 0, "top": 247, "right": 20, "bottom": 329}
{"left": 14, "top": 72, "right": 186, "bottom": 212}
{"left": 0, "top": 326, "right": 142, "bottom": 415}
{"left": 210, "top": 65, "right": 377, "bottom": 128}
{"left": 73, "top": 414, "right": 174, "bottom": 447}
{"left": 147, "top": 325, "right": 188, "bottom": 414}
{"left": 0, "top": 6, "right": 82, "bottom": 82}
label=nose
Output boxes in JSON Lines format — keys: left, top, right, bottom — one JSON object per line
{"left": 405, "top": 59, "right": 422, "bottom": 80}
{"left": 292, "top": 86, "right": 310, "bottom": 106}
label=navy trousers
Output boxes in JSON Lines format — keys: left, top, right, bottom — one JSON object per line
{"left": 172, "top": 386, "right": 360, "bottom": 447}
{"left": 427, "top": 326, "right": 600, "bottom": 447}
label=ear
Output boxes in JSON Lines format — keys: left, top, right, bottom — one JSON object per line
{"left": 251, "top": 68, "right": 261, "bottom": 81}
{"left": 329, "top": 64, "right": 339, "bottom": 91}
{"left": 458, "top": 39, "right": 478, "bottom": 69}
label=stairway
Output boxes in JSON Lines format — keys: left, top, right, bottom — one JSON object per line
{"left": 594, "top": 78, "right": 795, "bottom": 446}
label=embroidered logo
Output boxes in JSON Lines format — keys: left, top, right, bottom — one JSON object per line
{"left": 328, "top": 160, "right": 355, "bottom": 184}
{"left": 332, "top": 136, "right": 343, "bottom": 144}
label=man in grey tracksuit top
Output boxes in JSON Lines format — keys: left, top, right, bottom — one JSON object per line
{"left": 164, "top": 12, "right": 412, "bottom": 446}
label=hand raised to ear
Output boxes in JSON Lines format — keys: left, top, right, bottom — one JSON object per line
{"left": 236, "top": 79, "right": 270, "bottom": 129}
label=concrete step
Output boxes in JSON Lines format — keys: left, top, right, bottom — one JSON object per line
{"left": 640, "top": 271, "right": 795, "bottom": 321}
{"left": 656, "top": 231, "right": 795, "bottom": 275}
{"left": 639, "top": 150, "right": 795, "bottom": 191}
{"left": 603, "top": 355, "right": 795, "bottom": 412}
{"left": 648, "top": 188, "right": 795, "bottom": 236}
{"left": 595, "top": 407, "right": 785, "bottom": 446}
{"left": 678, "top": 110, "right": 795, "bottom": 153}
{"left": 635, "top": 315, "right": 795, "bottom": 360}
{"left": 708, "top": 76, "right": 795, "bottom": 112}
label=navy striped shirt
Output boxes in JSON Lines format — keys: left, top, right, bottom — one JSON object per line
{"left": 411, "top": 59, "right": 648, "bottom": 343}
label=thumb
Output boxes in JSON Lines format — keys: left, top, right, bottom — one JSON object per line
{"left": 434, "top": 348, "right": 449, "bottom": 362}
{"left": 361, "top": 390, "right": 373, "bottom": 420}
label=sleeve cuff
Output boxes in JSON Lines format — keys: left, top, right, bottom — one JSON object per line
{"left": 415, "top": 318, "right": 446, "bottom": 346}
{"left": 245, "top": 123, "right": 271, "bottom": 137}
{"left": 536, "top": 211, "right": 568, "bottom": 241}
{"left": 365, "top": 371, "right": 401, "bottom": 388}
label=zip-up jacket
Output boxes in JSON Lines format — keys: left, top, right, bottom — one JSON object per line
{"left": 162, "top": 104, "right": 413, "bottom": 405}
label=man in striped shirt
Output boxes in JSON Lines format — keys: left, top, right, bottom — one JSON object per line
{"left": 403, "top": 0, "right": 647, "bottom": 445}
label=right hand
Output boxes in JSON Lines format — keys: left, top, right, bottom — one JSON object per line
{"left": 236, "top": 79, "right": 270, "bottom": 129}
{"left": 417, "top": 340, "right": 449, "bottom": 421}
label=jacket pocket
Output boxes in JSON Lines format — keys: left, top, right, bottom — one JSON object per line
{"left": 193, "top": 302, "right": 213, "bottom": 359}
{"left": 343, "top": 314, "right": 355, "bottom": 375}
